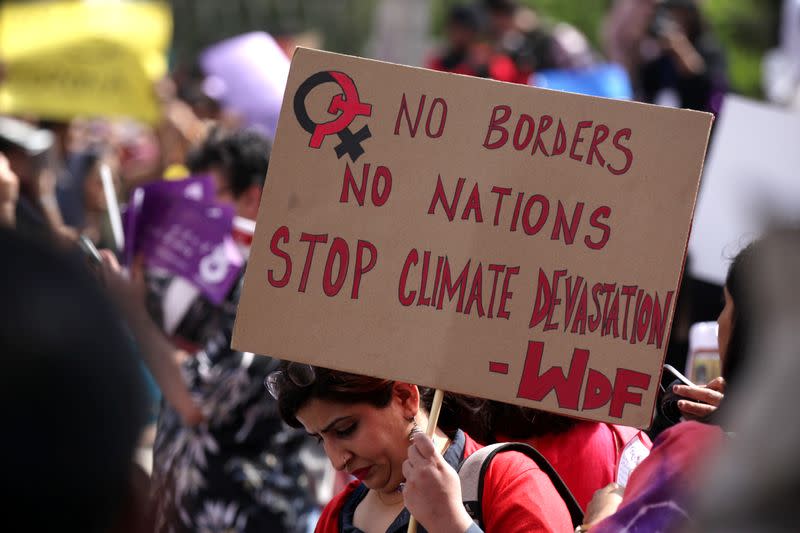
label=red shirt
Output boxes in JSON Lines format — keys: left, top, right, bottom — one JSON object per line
{"left": 426, "top": 53, "right": 525, "bottom": 84}
{"left": 315, "top": 431, "right": 572, "bottom": 532}
{"left": 504, "top": 421, "right": 652, "bottom": 511}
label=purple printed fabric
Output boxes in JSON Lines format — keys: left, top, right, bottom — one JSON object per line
{"left": 123, "top": 176, "right": 243, "bottom": 304}
{"left": 592, "top": 422, "right": 724, "bottom": 533}
{"left": 123, "top": 175, "right": 216, "bottom": 264}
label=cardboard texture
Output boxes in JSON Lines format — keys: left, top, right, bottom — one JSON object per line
{"left": 233, "top": 48, "right": 712, "bottom": 428}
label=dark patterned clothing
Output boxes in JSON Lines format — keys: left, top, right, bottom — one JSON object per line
{"left": 149, "top": 273, "right": 318, "bottom": 533}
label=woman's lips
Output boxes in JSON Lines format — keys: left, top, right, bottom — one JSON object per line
{"left": 351, "top": 466, "right": 372, "bottom": 481}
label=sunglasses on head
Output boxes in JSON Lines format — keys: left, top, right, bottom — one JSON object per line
{"left": 265, "top": 362, "right": 316, "bottom": 399}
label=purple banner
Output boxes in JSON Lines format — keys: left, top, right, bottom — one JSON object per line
{"left": 124, "top": 175, "right": 243, "bottom": 304}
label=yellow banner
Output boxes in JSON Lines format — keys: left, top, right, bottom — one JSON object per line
{"left": 0, "top": 1, "right": 172, "bottom": 123}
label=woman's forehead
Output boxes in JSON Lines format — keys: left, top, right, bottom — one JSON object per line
{"left": 295, "top": 398, "right": 366, "bottom": 432}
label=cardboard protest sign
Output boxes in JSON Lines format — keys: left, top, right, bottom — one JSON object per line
{"left": 689, "top": 95, "right": 800, "bottom": 285}
{"left": 0, "top": 1, "right": 171, "bottom": 123}
{"left": 233, "top": 48, "right": 712, "bottom": 427}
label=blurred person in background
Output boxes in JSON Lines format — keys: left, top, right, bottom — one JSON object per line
{"left": 604, "top": 0, "right": 728, "bottom": 113}
{"left": 107, "top": 127, "right": 320, "bottom": 533}
{"left": 638, "top": 0, "right": 728, "bottom": 112}
{"left": 115, "top": 120, "right": 164, "bottom": 191}
{"left": 2, "top": 115, "right": 140, "bottom": 251}
{"left": 171, "top": 64, "right": 225, "bottom": 123}
{"left": 0, "top": 116, "right": 69, "bottom": 243}
{"left": 546, "top": 22, "right": 598, "bottom": 71}
{"left": 603, "top": 0, "right": 659, "bottom": 92}
{"left": 154, "top": 77, "right": 210, "bottom": 178}
{"left": 485, "top": 407, "right": 649, "bottom": 512}
{"left": 689, "top": 228, "right": 800, "bottom": 532}
{"left": 39, "top": 118, "right": 99, "bottom": 232}
{"left": 0, "top": 152, "right": 18, "bottom": 228}
{"left": 1, "top": 227, "right": 150, "bottom": 533}
{"left": 433, "top": 397, "right": 651, "bottom": 512}
{"left": 186, "top": 127, "right": 265, "bottom": 222}
{"left": 79, "top": 145, "right": 123, "bottom": 249}
{"left": 578, "top": 230, "right": 779, "bottom": 532}
{"left": 40, "top": 120, "right": 126, "bottom": 251}
{"left": 641, "top": 0, "right": 728, "bottom": 397}
{"left": 482, "top": 0, "right": 560, "bottom": 82}
{"left": 427, "top": 5, "right": 519, "bottom": 83}
{"left": 0, "top": 117, "right": 55, "bottom": 237}
{"left": 605, "top": 0, "right": 729, "bottom": 401}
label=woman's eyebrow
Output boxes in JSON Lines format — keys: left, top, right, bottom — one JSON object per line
{"left": 320, "top": 416, "right": 352, "bottom": 434}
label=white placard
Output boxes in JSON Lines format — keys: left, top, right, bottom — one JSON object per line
{"left": 689, "top": 95, "right": 800, "bottom": 285}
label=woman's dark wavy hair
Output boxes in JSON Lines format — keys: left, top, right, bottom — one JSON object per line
{"left": 708, "top": 227, "right": 800, "bottom": 426}
{"left": 275, "top": 362, "right": 396, "bottom": 428}
{"left": 721, "top": 228, "right": 800, "bottom": 387}
{"left": 420, "top": 391, "right": 576, "bottom": 444}
{"left": 721, "top": 238, "right": 756, "bottom": 387}
{"left": 274, "top": 363, "right": 475, "bottom": 434}
{"left": 186, "top": 126, "right": 270, "bottom": 197}
{"left": 274, "top": 362, "right": 579, "bottom": 442}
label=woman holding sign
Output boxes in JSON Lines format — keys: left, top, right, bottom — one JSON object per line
{"left": 267, "top": 363, "right": 573, "bottom": 532}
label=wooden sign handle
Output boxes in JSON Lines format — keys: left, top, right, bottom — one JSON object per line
{"left": 407, "top": 388, "right": 445, "bottom": 533}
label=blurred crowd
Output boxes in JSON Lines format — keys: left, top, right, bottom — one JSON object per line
{"left": 428, "top": 0, "right": 729, "bottom": 113}
{"left": 2, "top": 0, "right": 799, "bottom": 532}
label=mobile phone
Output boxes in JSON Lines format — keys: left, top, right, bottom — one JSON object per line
{"left": 77, "top": 235, "right": 103, "bottom": 266}
{"left": 663, "top": 364, "right": 695, "bottom": 387}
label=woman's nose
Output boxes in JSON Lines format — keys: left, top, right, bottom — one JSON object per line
{"left": 323, "top": 440, "right": 352, "bottom": 471}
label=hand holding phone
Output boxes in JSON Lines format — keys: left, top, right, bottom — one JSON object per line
{"left": 661, "top": 364, "right": 724, "bottom": 423}
{"left": 77, "top": 235, "right": 103, "bottom": 266}
{"left": 663, "top": 364, "right": 695, "bottom": 387}
{"left": 673, "top": 376, "right": 726, "bottom": 421}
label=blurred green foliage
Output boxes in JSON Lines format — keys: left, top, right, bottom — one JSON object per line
{"left": 431, "top": 0, "right": 782, "bottom": 97}
{"left": 164, "top": 0, "right": 782, "bottom": 97}
{"left": 168, "top": 0, "right": 375, "bottom": 67}
{"left": 703, "top": 0, "right": 781, "bottom": 97}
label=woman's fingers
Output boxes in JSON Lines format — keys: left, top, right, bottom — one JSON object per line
{"left": 678, "top": 399, "right": 717, "bottom": 419}
{"left": 98, "top": 249, "right": 123, "bottom": 288}
{"left": 672, "top": 383, "right": 724, "bottom": 406}
{"left": 673, "top": 381, "right": 725, "bottom": 420}
{"left": 410, "top": 432, "right": 437, "bottom": 459}
{"left": 584, "top": 483, "right": 625, "bottom": 526}
{"left": 99, "top": 248, "right": 121, "bottom": 271}
{"left": 407, "top": 440, "right": 427, "bottom": 466}
{"left": 706, "top": 376, "right": 726, "bottom": 392}
{"left": 401, "top": 437, "right": 472, "bottom": 533}
{"left": 402, "top": 459, "right": 413, "bottom": 479}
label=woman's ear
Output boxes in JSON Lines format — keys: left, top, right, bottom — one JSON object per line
{"left": 237, "top": 184, "right": 262, "bottom": 220}
{"left": 392, "top": 382, "right": 420, "bottom": 418}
